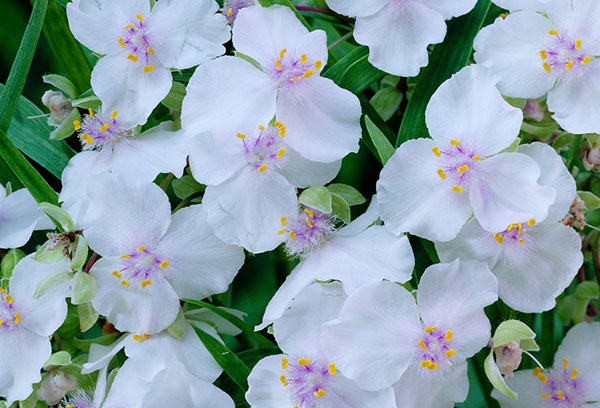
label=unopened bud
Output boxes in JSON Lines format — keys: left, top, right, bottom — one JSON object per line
{"left": 523, "top": 99, "right": 546, "bottom": 122}
{"left": 37, "top": 368, "right": 77, "bottom": 405}
{"left": 493, "top": 340, "right": 522, "bottom": 380}
{"left": 41, "top": 90, "right": 73, "bottom": 124}
{"left": 563, "top": 195, "right": 586, "bottom": 231}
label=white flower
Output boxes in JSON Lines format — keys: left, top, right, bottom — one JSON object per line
{"left": 247, "top": 281, "right": 397, "bottom": 408}
{"left": 376, "top": 65, "right": 556, "bottom": 242}
{"left": 82, "top": 176, "right": 244, "bottom": 334}
{"left": 0, "top": 256, "right": 70, "bottom": 405}
{"left": 0, "top": 185, "right": 52, "bottom": 249}
{"left": 493, "top": 322, "right": 600, "bottom": 407}
{"left": 321, "top": 259, "right": 498, "bottom": 407}
{"left": 436, "top": 142, "right": 583, "bottom": 313}
{"left": 181, "top": 5, "right": 362, "bottom": 163}
{"left": 474, "top": 0, "right": 600, "bottom": 134}
{"left": 324, "top": 0, "right": 478, "bottom": 76}
{"left": 67, "top": 0, "right": 230, "bottom": 125}
{"left": 258, "top": 197, "right": 414, "bottom": 329}
{"left": 491, "top": 0, "right": 547, "bottom": 11}
{"left": 188, "top": 123, "right": 340, "bottom": 253}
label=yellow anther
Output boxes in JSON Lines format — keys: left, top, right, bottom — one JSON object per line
{"left": 298, "top": 358, "right": 310, "bottom": 366}
{"left": 494, "top": 233, "right": 504, "bottom": 244}
{"left": 274, "top": 121, "right": 284, "bottom": 128}
{"left": 258, "top": 125, "right": 265, "bottom": 130}
{"left": 429, "top": 363, "right": 439, "bottom": 370}
{"left": 88, "top": 108, "right": 94, "bottom": 117}
{"left": 136, "top": 246, "right": 147, "bottom": 252}
{"left": 236, "top": 133, "right": 246, "bottom": 139}
{"left": 565, "top": 60, "right": 574, "bottom": 71}
{"left": 112, "top": 270, "right": 122, "bottom": 278}
{"left": 290, "top": 76, "right": 302, "bottom": 82}
{"left": 282, "top": 357, "right": 288, "bottom": 369}
{"left": 142, "top": 333, "right": 149, "bottom": 339}
{"left": 5, "top": 295, "right": 13, "bottom": 304}
{"left": 124, "top": 24, "right": 135, "bottom": 29}
{"left": 533, "top": 367, "right": 542, "bottom": 376}
{"left": 420, "top": 360, "right": 432, "bottom": 368}
{"left": 306, "top": 217, "right": 314, "bottom": 228}
{"left": 457, "top": 164, "right": 469, "bottom": 173}
{"left": 445, "top": 349, "right": 456, "bottom": 358}
{"left": 541, "top": 394, "right": 551, "bottom": 399}
{"left": 549, "top": 29, "right": 558, "bottom": 35}
{"left": 289, "top": 231, "right": 295, "bottom": 241}
{"left": 424, "top": 326, "right": 437, "bottom": 333}
{"left": 540, "top": 50, "right": 547, "bottom": 60}
{"left": 557, "top": 390, "right": 566, "bottom": 400}
{"left": 445, "top": 330, "right": 453, "bottom": 342}
{"left": 280, "top": 375, "right": 288, "bottom": 386}
{"left": 277, "top": 148, "right": 285, "bottom": 158}
{"left": 14, "top": 313, "right": 20, "bottom": 324}
{"left": 227, "top": 8, "right": 233, "bottom": 17}
{"left": 303, "top": 69, "right": 315, "bottom": 78}
{"left": 419, "top": 339, "right": 427, "bottom": 350}
{"left": 276, "top": 60, "right": 282, "bottom": 71}
{"left": 571, "top": 369, "right": 578, "bottom": 379}
{"left": 73, "top": 120, "right": 81, "bottom": 130}
{"left": 127, "top": 54, "right": 138, "bottom": 62}
{"left": 0, "top": 320, "right": 3, "bottom": 327}
{"left": 431, "top": 147, "right": 441, "bottom": 157}
{"left": 147, "top": 47, "right": 155, "bottom": 56}
{"left": 300, "top": 54, "right": 307, "bottom": 64}
{"left": 314, "top": 390, "right": 326, "bottom": 398}
{"left": 141, "top": 279, "right": 152, "bottom": 288}
{"left": 581, "top": 56, "right": 591, "bottom": 65}
{"left": 452, "top": 185, "right": 463, "bottom": 194}
{"left": 160, "top": 260, "right": 169, "bottom": 269}
{"left": 100, "top": 123, "right": 109, "bottom": 132}
{"left": 144, "top": 65, "right": 155, "bottom": 73}
{"left": 136, "top": 14, "right": 144, "bottom": 21}
{"left": 437, "top": 169, "right": 446, "bottom": 180}
{"left": 81, "top": 134, "right": 94, "bottom": 145}
{"left": 538, "top": 374, "right": 548, "bottom": 383}
{"left": 278, "top": 228, "right": 287, "bottom": 235}
{"left": 110, "top": 110, "right": 119, "bottom": 120}
{"left": 499, "top": 13, "right": 507, "bottom": 18}
{"left": 0, "top": 287, "right": 4, "bottom": 293}
{"left": 473, "top": 155, "right": 481, "bottom": 161}
{"left": 66, "top": 405, "right": 75, "bottom": 408}
{"left": 575, "top": 39, "right": 582, "bottom": 50}
{"left": 280, "top": 49, "right": 287, "bottom": 59}
{"left": 281, "top": 217, "right": 287, "bottom": 226}
{"left": 450, "top": 139, "right": 460, "bottom": 146}
{"left": 258, "top": 164, "right": 268, "bottom": 173}
{"left": 133, "top": 334, "right": 143, "bottom": 342}
{"left": 543, "top": 62, "right": 552, "bottom": 73}
{"left": 328, "top": 363, "right": 336, "bottom": 375}
{"left": 121, "top": 280, "right": 129, "bottom": 288}
{"left": 118, "top": 37, "right": 125, "bottom": 48}
{"left": 527, "top": 219, "right": 536, "bottom": 227}
{"left": 315, "top": 60, "right": 322, "bottom": 70}
{"left": 519, "top": 238, "right": 524, "bottom": 245}
{"left": 279, "top": 126, "right": 286, "bottom": 137}
{"left": 563, "top": 358, "right": 568, "bottom": 369}
{"left": 304, "top": 208, "right": 314, "bottom": 218}
{"left": 120, "top": 255, "right": 130, "bottom": 259}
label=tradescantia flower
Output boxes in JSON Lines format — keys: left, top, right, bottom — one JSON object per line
{"left": 436, "top": 142, "right": 583, "bottom": 313}
{"left": 66, "top": 0, "right": 230, "bottom": 125}
{"left": 474, "top": 0, "right": 600, "bottom": 134}
{"left": 82, "top": 176, "right": 244, "bottom": 334}
{"left": 0, "top": 256, "right": 70, "bottom": 405}
{"left": 181, "top": 5, "right": 362, "bottom": 163}
{"left": 321, "top": 259, "right": 498, "bottom": 407}
{"left": 258, "top": 197, "right": 414, "bottom": 329}
{"left": 247, "top": 282, "right": 397, "bottom": 408}
{"left": 188, "top": 122, "right": 340, "bottom": 253}
{"left": 493, "top": 322, "right": 600, "bottom": 407}
{"left": 376, "top": 65, "right": 556, "bottom": 242}
{"left": 324, "top": 0, "right": 478, "bottom": 77}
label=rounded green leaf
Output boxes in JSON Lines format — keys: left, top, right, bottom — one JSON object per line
{"left": 70, "top": 235, "right": 88, "bottom": 271}
{"left": 299, "top": 186, "right": 332, "bottom": 214}
{"left": 77, "top": 302, "right": 99, "bottom": 332}
{"left": 484, "top": 351, "right": 518, "bottom": 399}
{"left": 34, "top": 271, "right": 72, "bottom": 299}
{"left": 574, "top": 281, "right": 600, "bottom": 299}
{"left": 71, "top": 271, "right": 97, "bottom": 305}
{"left": 42, "top": 74, "right": 77, "bottom": 99}
{"left": 327, "top": 183, "right": 366, "bottom": 206}
{"left": 577, "top": 191, "right": 600, "bottom": 213}
{"left": 43, "top": 351, "right": 71, "bottom": 370}
{"left": 331, "top": 193, "right": 351, "bottom": 224}
{"left": 38, "top": 202, "right": 74, "bottom": 231}
{"left": 493, "top": 320, "right": 537, "bottom": 349}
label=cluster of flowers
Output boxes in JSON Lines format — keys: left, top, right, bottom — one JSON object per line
{"left": 1, "top": 0, "right": 599, "bottom": 407}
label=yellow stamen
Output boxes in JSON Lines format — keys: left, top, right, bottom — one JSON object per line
{"left": 304, "top": 208, "right": 314, "bottom": 218}
{"left": 137, "top": 246, "right": 147, "bottom": 251}
{"left": 278, "top": 228, "right": 287, "bottom": 235}
{"left": 571, "top": 369, "right": 578, "bottom": 379}
{"left": 118, "top": 37, "right": 125, "bottom": 48}
{"left": 565, "top": 60, "right": 574, "bottom": 71}
{"left": 540, "top": 50, "right": 547, "bottom": 60}
{"left": 419, "top": 339, "right": 427, "bottom": 350}
{"left": 575, "top": 39, "right": 582, "bottom": 50}
{"left": 112, "top": 270, "right": 122, "bottom": 278}
{"left": 289, "top": 231, "right": 295, "bottom": 241}
{"left": 581, "top": 56, "right": 591, "bottom": 65}
{"left": 144, "top": 65, "right": 155, "bottom": 73}
{"left": 6, "top": 295, "right": 13, "bottom": 304}
{"left": 499, "top": 13, "right": 507, "bottom": 19}
{"left": 147, "top": 47, "right": 155, "bottom": 56}
{"left": 66, "top": 405, "right": 74, "bottom": 408}
{"left": 100, "top": 123, "right": 109, "bottom": 132}
{"left": 14, "top": 313, "right": 20, "bottom": 324}
{"left": 306, "top": 217, "right": 314, "bottom": 228}
{"left": 160, "top": 260, "right": 169, "bottom": 269}
{"left": 432, "top": 147, "right": 441, "bottom": 157}
{"left": 437, "top": 169, "right": 446, "bottom": 180}
{"left": 494, "top": 233, "right": 504, "bottom": 244}
{"left": 279, "top": 126, "right": 286, "bottom": 137}
{"left": 290, "top": 76, "right": 302, "bottom": 82}
{"left": 445, "top": 330, "right": 453, "bottom": 342}
{"left": 110, "top": 110, "right": 118, "bottom": 120}
{"left": 541, "top": 394, "right": 551, "bottom": 399}
{"left": 0, "top": 287, "right": 4, "bottom": 293}
{"left": 276, "top": 59, "right": 282, "bottom": 71}
{"left": 328, "top": 363, "right": 336, "bottom": 375}
{"left": 315, "top": 60, "right": 322, "bottom": 70}
{"left": 452, "top": 185, "right": 463, "bottom": 194}
{"left": 557, "top": 390, "right": 566, "bottom": 400}
{"left": 457, "top": 164, "right": 469, "bottom": 173}
{"left": 549, "top": 29, "right": 558, "bottom": 35}
{"left": 133, "top": 334, "right": 143, "bottom": 342}
{"left": 121, "top": 280, "right": 130, "bottom": 288}
{"left": 277, "top": 148, "right": 285, "bottom": 158}
{"left": 517, "top": 223, "right": 523, "bottom": 234}
{"left": 563, "top": 358, "right": 568, "bottom": 369}
{"left": 300, "top": 54, "right": 307, "bottom": 64}
{"left": 258, "top": 125, "right": 265, "bottom": 131}
{"left": 73, "top": 120, "right": 81, "bottom": 130}
{"left": 124, "top": 24, "right": 135, "bottom": 29}
{"left": 227, "top": 8, "right": 233, "bottom": 17}
{"left": 136, "top": 14, "right": 143, "bottom": 21}
{"left": 429, "top": 363, "right": 439, "bottom": 370}
{"left": 258, "top": 164, "right": 268, "bottom": 173}
{"left": 450, "top": 139, "right": 460, "bottom": 146}
{"left": 519, "top": 238, "right": 524, "bottom": 245}
{"left": 314, "top": 390, "right": 326, "bottom": 398}
{"left": 280, "top": 375, "right": 288, "bottom": 386}
{"left": 281, "top": 217, "right": 287, "bottom": 226}
{"left": 543, "top": 62, "right": 552, "bottom": 73}
{"left": 141, "top": 279, "right": 152, "bottom": 288}
{"left": 298, "top": 358, "right": 310, "bottom": 366}
{"left": 445, "top": 349, "right": 455, "bottom": 358}
{"left": 127, "top": 54, "right": 138, "bottom": 62}
{"left": 120, "top": 255, "right": 130, "bottom": 259}
{"left": 533, "top": 367, "right": 542, "bottom": 376}
{"left": 142, "top": 334, "right": 149, "bottom": 339}
{"left": 538, "top": 374, "right": 548, "bottom": 383}
{"left": 420, "top": 360, "right": 432, "bottom": 368}
{"left": 303, "top": 69, "right": 315, "bottom": 78}
{"left": 473, "top": 155, "right": 481, "bottom": 161}
{"left": 280, "top": 49, "right": 287, "bottom": 59}
{"left": 425, "top": 326, "right": 437, "bottom": 333}
{"left": 527, "top": 219, "right": 536, "bottom": 227}
{"left": 81, "top": 134, "right": 93, "bottom": 145}
{"left": 282, "top": 357, "right": 288, "bottom": 369}
{"left": 236, "top": 133, "right": 246, "bottom": 139}
{"left": 0, "top": 320, "right": 2, "bottom": 327}
{"left": 88, "top": 108, "right": 94, "bottom": 117}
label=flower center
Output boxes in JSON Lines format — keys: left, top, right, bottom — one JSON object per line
{"left": 73, "top": 108, "right": 133, "bottom": 151}
{"left": 118, "top": 14, "right": 156, "bottom": 73}
{"left": 417, "top": 326, "right": 456, "bottom": 372}
{"left": 534, "top": 358, "right": 586, "bottom": 407}
{"left": 431, "top": 139, "right": 482, "bottom": 194}
{"left": 540, "top": 30, "right": 593, "bottom": 74}
{"left": 63, "top": 389, "right": 94, "bottom": 408}
{"left": 280, "top": 208, "right": 336, "bottom": 258}
{"left": 0, "top": 287, "right": 21, "bottom": 332}
{"left": 111, "top": 246, "right": 169, "bottom": 289}
{"left": 280, "top": 356, "right": 336, "bottom": 407}
{"left": 492, "top": 219, "right": 536, "bottom": 245}
{"left": 236, "top": 123, "right": 286, "bottom": 173}
{"left": 272, "top": 48, "right": 323, "bottom": 86}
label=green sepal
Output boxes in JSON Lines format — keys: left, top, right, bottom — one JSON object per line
{"left": 492, "top": 319, "right": 538, "bottom": 351}
{"left": 1, "top": 248, "right": 25, "bottom": 280}
{"left": 34, "top": 271, "right": 72, "bottom": 299}
{"left": 70, "top": 235, "right": 89, "bottom": 271}
{"left": 43, "top": 351, "right": 72, "bottom": 370}
{"left": 484, "top": 350, "right": 518, "bottom": 399}
{"left": 327, "top": 183, "right": 366, "bottom": 206}
{"left": 33, "top": 240, "right": 67, "bottom": 264}
{"left": 578, "top": 191, "right": 600, "bottom": 212}
{"left": 167, "top": 308, "right": 186, "bottom": 340}
{"left": 42, "top": 74, "right": 77, "bottom": 99}
{"left": 299, "top": 186, "right": 332, "bottom": 214}
{"left": 161, "top": 81, "right": 186, "bottom": 112}
{"left": 38, "top": 202, "right": 74, "bottom": 231}
{"left": 49, "top": 108, "right": 80, "bottom": 140}
{"left": 77, "top": 302, "right": 99, "bottom": 332}
{"left": 330, "top": 194, "right": 351, "bottom": 224}
{"left": 71, "top": 271, "right": 97, "bottom": 305}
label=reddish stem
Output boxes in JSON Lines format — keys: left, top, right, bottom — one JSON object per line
{"left": 83, "top": 252, "right": 98, "bottom": 273}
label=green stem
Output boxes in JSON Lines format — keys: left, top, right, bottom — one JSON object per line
{"left": 566, "top": 134, "right": 582, "bottom": 171}
{"left": 541, "top": 311, "right": 555, "bottom": 366}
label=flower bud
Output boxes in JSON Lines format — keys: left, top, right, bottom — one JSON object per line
{"left": 493, "top": 340, "right": 523, "bottom": 380}
{"left": 41, "top": 90, "right": 73, "bottom": 124}
{"left": 37, "top": 368, "right": 77, "bottom": 405}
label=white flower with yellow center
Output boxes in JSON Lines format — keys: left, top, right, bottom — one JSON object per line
{"left": 67, "top": 0, "right": 230, "bottom": 125}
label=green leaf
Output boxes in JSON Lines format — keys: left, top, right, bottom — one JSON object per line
{"left": 330, "top": 194, "right": 351, "bottom": 224}
{"left": 552, "top": 131, "right": 575, "bottom": 151}
{"left": 42, "top": 74, "right": 77, "bottom": 99}
{"left": 396, "top": 0, "right": 492, "bottom": 146}
{"left": 573, "top": 297, "right": 590, "bottom": 325}
{"left": 184, "top": 299, "right": 275, "bottom": 347}
{"left": 237, "top": 347, "right": 282, "bottom": 369}
{"left": 370, "top": 87, "right": 403, "bottom": 121}
{"left": 43, "top": 351, "right": 72, "bottom": 370}
{"left": 574, "top": 281, "right": 600, "bottom": 299}
{"left": 578, "top": 191, "right": 600, "bottom": 212}
{"left": 365, "top": 116, "right": 395, "bottom": 165}
{"left": 49, "top": 108, "right": 80, "bottom": 140}
{"left": 557, "top": 294, "right": 576, "bottom": 326}
{"left": 191, "top": 323, "right": 251, "bottom": 392}
{"left": 172, "top": 175, "right": 204, "bottom": 201}
{"left": 71, "top": 271, "right": 97, "bottom": 305}
{"left": 34, "top": 271, "right": 72, "bottom": 299}
{"left": 167, "top": 308, "right": 186, "bottom": 340}
{"left": 70, "top": 235, "right": 89, "bottom": 271}
{"left": 77, "top": 302, "right": 99, "bottom": 332}
{"left": 492, "top": 320, "right": 538, "bottom": 350}
{"left": 1, "top": 248, "right": 26, "bottom": 280}
{"left": 161, "top": 81, "right": 187, "bottom": 111}
{"left": 72, "top": 333, "right": 121, "bottom": 352}
{"left": 484, "top": 351, "right": 518, "bottom": 399}
{"left": 323, "top": 46, "right": 384, "bottom": 94}
{"left": 38, "top": 202, "right": 74, "bottom": 231}
{"left": 299, "top": 186, "right": 333, "bottom": 214}
{"left": 327, "top": 183, "right": 366, "bottom": 206}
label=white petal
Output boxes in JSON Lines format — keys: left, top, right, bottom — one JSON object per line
{"left": 233, "top": 5, "right": 328, "bottom": 69}
{"left": 425, "top": 65, "right": 523, "bottom": 156}
{"left": 0, "top": 188, "right": 45, "bottom": 248}
{"left": 421, "top": 0, "right": 478, "bottom": 19}
{"left": 279, "top": 147, "right": 341, "bottom": 188}
{"left": 101, "top": 356, "right": 156, "bottom": 408}
{"left": 518, "top": 142, "right": 576, "bottom": 223}
{"left": 83, "top": 176, "right": 171, "bottom": 256}
{"left": 245, "top": 355, "right": 295, "bottom": 408}
{"left": 187, "top": 131, "right": 245, "bottom": 186}
{"left": 82, "top": 334, "right": 131, "bottom": 374}
{"left": 324, "top": 0, "right": 388, "bottom": 18}
{"left": 546, "top": 61, "right": 600, "bottom": 135}
{"left": 146, "top": 0, "right": 229, "bottom": 70}
{"left": 272, "top": 281, "right": 346, "bottom": 355}
{"left": 546, "top": 0, "right": 600, "bottom": 49}
{"left": 276, "top": 76, "right": 361, "bottom": 162}
{"left": 470, "top": 152, "right": 556, "bottom": 233}
{"left": 435, "top": 219, "right": 503, "bottom": 267}
{"left": 336, "top": 195, "right": 379, "bottom": 237}
{"left": 353, "top": 3, "right": 446, "bottom": 77}
{"left": 90, "top": 257, "right": 180, "bottom": 334}
{"left": 492, "top": 369, "right": 544, "bottom": 407}
{"left": 326, "top": 376, "right": 398, "bottom": 408}
{"left": 181, "top": 56, "right": 278, "bottom": 137}
{"left": 156, "top": 205, "right": 244, "bottom": 300}
{"left": 0, "top": 328, "right": 51, "bottom": 405}
{"left": 417, "top": 260, "right": 498, "bottom": 358}
{"left": 59, "top": 151, "right": 100, "bottom": 228}
{"left": 491, "top": 0, "right": 546, "bottom": 12}
{"left": 376, "top": 139, "right": 472, "bottom": 242}
{"left": 474, "top": 11, "right": 556, "bottom": 98}
{"left": 91, "top": 53, "right": 172, "bottom": 126}
{"left": 321, "top": 281, "right": 422, "bottom": 391}
{"left": 202, "top": 166, "right": 298, "bottom": 253}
